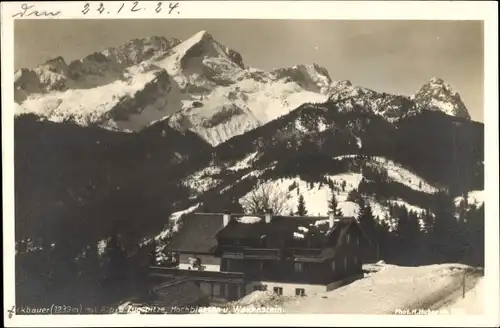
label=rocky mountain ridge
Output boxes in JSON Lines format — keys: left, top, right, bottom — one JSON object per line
{"left": 15, "top": 31, "right": 472, "bottom": 146}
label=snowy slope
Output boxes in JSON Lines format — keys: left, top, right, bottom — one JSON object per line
{"left": 238, "top": 175, "right": 361, "bottom": 217}
{"left": 440, "top": 276, "right": 484, "bottom": 315}
{"left": 334, "top": 155, "right": 440, "bottom": 194}
{"left": 454, "top": 190, "right": 485, "bottom": 206}
{"left": 182, "top": 166, "right": 223, "bottom": 197}
{"left": 237, "top": 173, "right": 429, "bottom": 230}
{"left": 369, "top": 157, "right": 439, "bottom": 194}
{"left": 280, "top": 263, "right": 477, "bottom": 314}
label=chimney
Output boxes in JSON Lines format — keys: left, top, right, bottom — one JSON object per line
{"left": 223, "top": 210, "right": 231, "bottom": 227}
{"left": 328, "top": 211, "right": 335, "bottom": 229}
{"left": 265, "top": 208, "right": 273, "bottom": 223}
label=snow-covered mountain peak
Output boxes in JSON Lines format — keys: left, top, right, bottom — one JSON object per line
{"left": 101, "top": 35, "right": 181, "bottom": 64}
{"left": 171, "top": 30, "right": 245, "bottom": 72}
{"left": 412, "top": 77, "right": 471, "bottom": 119}
{"left": 14, "top": 31, "right": 473, "bottom": 147}
{"left": 14, "top": 35, "right": 181, "bottom": 104}
{"left": 270, "top": 63, "right": 332, "bottom": 94}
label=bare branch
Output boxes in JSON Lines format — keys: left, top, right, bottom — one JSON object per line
{"left": 241, "top": 183, "right": 289, "bottom": 215}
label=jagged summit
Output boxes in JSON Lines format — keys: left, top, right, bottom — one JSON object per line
{"left": 413, "top": 77, "right": 471, "bottom": 119}
{"left": 15, "top": 31, "right": 473, "bottom": 146}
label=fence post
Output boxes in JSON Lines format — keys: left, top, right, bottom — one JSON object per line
{"left": 462, "top": 271, "right": 466, "bottom": 298}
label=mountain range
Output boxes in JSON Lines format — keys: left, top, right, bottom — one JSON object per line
{"left": 14, "top": 30, "right": 483, "bottom": 252}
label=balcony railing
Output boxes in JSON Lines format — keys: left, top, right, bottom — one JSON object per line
{"left": 148, "top": 266, "right": 245, "bottom": 281}
{"left": 219, "top": 246, "right": 281, "bottom": 259}
{"left": 284, "top": 248, "right": 323, "bottom": 257}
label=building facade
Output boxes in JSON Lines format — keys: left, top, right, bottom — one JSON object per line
{"left": 151, "top": 211, "right": 370, "bottom": 301}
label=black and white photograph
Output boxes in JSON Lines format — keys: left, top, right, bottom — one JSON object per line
{"left": 2, "top": 1, "right": 499, "bottom": 327}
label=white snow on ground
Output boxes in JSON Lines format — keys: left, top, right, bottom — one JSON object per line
{"left": 97, "top": 239, "right": 107, "bottom": 256}
{"left": 370, "top": 157, "right": 439, "bottom": 194}
{"left": 467, "top": 190, "right": 485, "bottom": 205}
{"left": 454, "top": 190, "right": 485, "bottom": 207}
{"left": 430, "top": 98, "right": 456, "bottom": 117}
{"left": 238, "top": 176, "right": 336, "bottom": 216}
{"left": 182, "top": 166, "right": 222, "bottom": 196}
{"left": 331, "top": 155, "right": 439, "bottom": 194}
{"left": 238, "top": 173, "right": 427, "bottom": 226}
{"left": 17, "top": 69, "right": 161, "bottom": 126}
{"left": 297, "top": 226, "right": 309, "bottom": 233}
{"left": 355, "top": 137, "right": 362, "bottom": 149}
{"left": 280, "top": 263, "right": 479, "bottom": 314}
{"left": 170, "top": 203, "right": 201, "bottom": 223}
{"left": 367, "top": 198, "right": 431, "bottom": 230}
{"left": 236, "top": 216, "right": 262, "bottom": 224}
{"left": 147, "top": 203, "right": 201, "bottom": 243}
{"left": 293, "top": 232, "right": 305, "bottom": 239}
{"left": 332, "top": 154, "right": 358, "bottom": 160}
{"left": 314, "top": 219, "right": 330, "bottom": 227}
{"left": 440, "top": 277, "right": 484, "bottom": 315}
{"left": 227, "top": 152, "right": 259, "bottom": 171}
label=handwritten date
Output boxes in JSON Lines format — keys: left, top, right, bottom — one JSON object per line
{"left": 82, "top": 2, "right": 180, "bottom": 15}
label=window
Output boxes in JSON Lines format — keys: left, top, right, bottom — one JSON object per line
{"left": 295, "top": 288, "right": 306, "bottom": 297}
{"left": 294, "top": 262, "right": 303, "bottom": 273}
{"left": 273, "top": 287, "right": 283, "bottom": 295}
{"left": 331, "top": 260, "right": 336, "bottom": 272}
{"left": 346, "top": 233, "right": 350, "bottom": 244}
{"left": 253, "top": 285, "right": 267, "bottom": 291}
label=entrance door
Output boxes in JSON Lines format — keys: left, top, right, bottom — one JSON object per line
{"left": 227, "top": 284, "right": 238, "bottom": 301}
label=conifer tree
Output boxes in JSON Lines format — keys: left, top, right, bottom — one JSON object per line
{"left": 104, "top": 234, "right": 127, "bottom": 284}
{"left": 431, "top": 191, "right": 460, "bottom": 262}
{"left": 296, "top": 194, "right": 308, "bottom": 216}
{"left": 328, "top": 191, "right": 343, "bottom": 216}
{"left": 396, "top": 208, "right": 421, "bottom": 260}
{"left": 356, "top": 199, "right": 380, "bottom": 260}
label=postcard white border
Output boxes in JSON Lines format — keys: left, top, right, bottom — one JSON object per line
{"left": 2, "top": 1, "right": 499, "bottom": 327}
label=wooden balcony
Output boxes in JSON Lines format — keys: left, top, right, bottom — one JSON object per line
{"left": 283, "top": 248, "right": 323, "bottom": 258}
{"left": 219, "top": 246, "right": 281, "bottom": 259}
{"left": 148, "top": 266, "right": 245, "bottom": 283}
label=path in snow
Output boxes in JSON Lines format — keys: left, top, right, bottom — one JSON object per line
{"left": 437, "top": 275, "right": 484, "bottom": 315}
{"left": 278, "top": 263, "right": 478, "bottom": 314}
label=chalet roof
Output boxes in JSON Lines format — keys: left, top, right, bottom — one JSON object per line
{"left": 215, "top": 214, "right": 335, "bottom": 239}
{"left": 166, "top": 213, "right": 223, "bottom": 254}
{"left": 166, "top": 212, "right": 370, "bottom": 255}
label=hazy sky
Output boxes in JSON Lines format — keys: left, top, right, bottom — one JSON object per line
{"left": 15, "top": 19, "right": 484, "bottom": 122}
